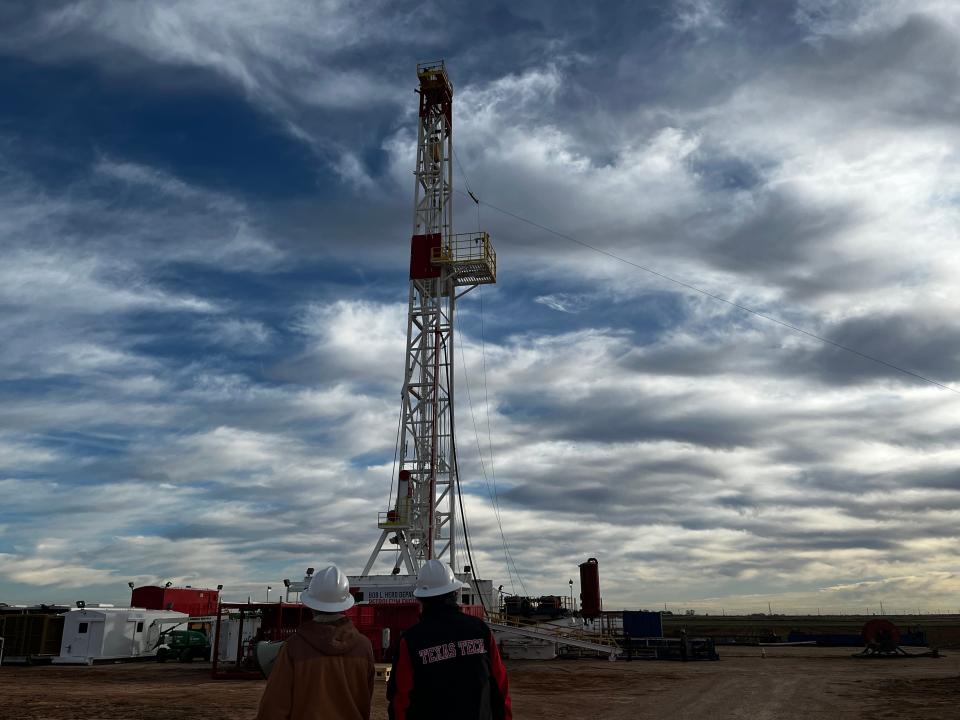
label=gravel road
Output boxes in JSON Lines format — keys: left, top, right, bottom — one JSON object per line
{"left": 1, "top": 647, "right": 956, "bottom": 719}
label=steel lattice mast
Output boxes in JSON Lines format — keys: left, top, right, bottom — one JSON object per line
{"left": 362, "top": 61, "right": 496, "bottom": 576}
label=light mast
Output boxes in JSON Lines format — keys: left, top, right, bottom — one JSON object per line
{"left": 361, "top": 61, "right": 497, "bottom": 579}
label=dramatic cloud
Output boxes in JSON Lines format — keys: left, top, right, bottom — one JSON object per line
{"left": 0, "top": 0, "right": 958, "bottom": 614}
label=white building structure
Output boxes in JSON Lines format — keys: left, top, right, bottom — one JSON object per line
{"left": 53, "top": 607, "right": 188, "bottom": 664}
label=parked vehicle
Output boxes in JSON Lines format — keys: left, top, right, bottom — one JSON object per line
{"left": 156, "top": 629, "right": 210, "bottom": 663}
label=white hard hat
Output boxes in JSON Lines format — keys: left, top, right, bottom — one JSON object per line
{"left": 413, "top": 559, "right": 465, "bottom": 598}
{"left": 301, "top": 565, "right": 355, "bottom": 613}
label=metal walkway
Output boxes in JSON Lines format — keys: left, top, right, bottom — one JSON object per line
{"left": 488, "top": 616, "right": 621, "bottom": 659}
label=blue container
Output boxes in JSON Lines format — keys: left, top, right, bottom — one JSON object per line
{"left": 623, "top": 611, "right": 663, "bottom": 638}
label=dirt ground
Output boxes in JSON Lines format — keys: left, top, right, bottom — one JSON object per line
{"left": 1, "top": 648, "right": 957, "bottom": 719}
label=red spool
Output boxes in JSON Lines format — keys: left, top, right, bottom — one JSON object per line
{"left": 861, "top": 618, "right": 900, "bottom": 652}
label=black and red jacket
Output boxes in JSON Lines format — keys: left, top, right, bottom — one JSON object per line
{"left": 387, "top": 601, "right": 512, "bottom": 720}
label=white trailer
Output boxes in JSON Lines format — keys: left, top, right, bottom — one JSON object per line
{"left": 53, "top": 607, "right": 189, "bottom": 664}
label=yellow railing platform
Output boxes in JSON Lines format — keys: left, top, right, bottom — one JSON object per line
{"left": 431, "top": 232, "right": 497, "bottom": 286}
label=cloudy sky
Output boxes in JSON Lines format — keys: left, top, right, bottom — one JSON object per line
{"left": 1, "top": 0, "right": 958, "bottom": 614}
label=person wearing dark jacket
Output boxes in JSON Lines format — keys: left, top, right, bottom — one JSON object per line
{"left": 387, "top": 560, "right": 512, "bottom": 720}
{"left": 257, "top": 565, "right": 375, "bottom": 720}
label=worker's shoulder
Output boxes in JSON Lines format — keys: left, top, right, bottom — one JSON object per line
{"left": 282, "top": 632, "right": 316, "bottom": 661}
{"left": 458, "top": 612, "right": 492, "bottom": 634}
{"left": 355, "top": 630, "right": 375, "bottom": 657}
{"left": 404, "top": 610, "right": 491, "bottom": 641}
{"left": 285, "top": 622, "right": 373, "bottom": 662}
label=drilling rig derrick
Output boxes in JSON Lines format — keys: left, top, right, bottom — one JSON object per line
{"left": 360, "top": 61, "right": 496, "bottom": 582}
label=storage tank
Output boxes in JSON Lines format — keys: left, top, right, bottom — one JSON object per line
{"left": 578, "top": 558, "right": 601, "bottom": 618}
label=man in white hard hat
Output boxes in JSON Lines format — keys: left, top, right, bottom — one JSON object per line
{"left": 257, "top": 565, "right": 375, "bottom": 720}
{"left": 387, "top": 559, "right": 512, "bottom": 720}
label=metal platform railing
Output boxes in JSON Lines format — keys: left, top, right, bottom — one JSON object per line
{"left": 416, "top": 61, "right": 452, "bottom": 94}
{"left": 377, "top": 497, "right": 412, "bottom": 529}
{"left": 431, "top": 232, "right": 497, "bottom": 286}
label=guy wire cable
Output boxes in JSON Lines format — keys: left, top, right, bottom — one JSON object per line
{"left": 385, "top": 406, "right": 403, "bottom": 509}
{"left": 452, "top": 443, "right": 488, "bottom": 613}
{"left": 450, "top": 332, "right": 493, "bottom": 613}
{"left": 452, "top": 188, "right": 960, "bottom": 396}
{"left": 457, "top": 330, "right": 527, "bottom": 595}
{"left": 454, "top": 147, "right": 527, "bottom": 592}
{"left": 478, "top": 285, "right": 508, "bottom": 572}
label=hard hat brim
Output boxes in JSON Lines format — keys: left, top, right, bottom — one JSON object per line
{"left": 412, "top": 578, "right": 465, "bottom": 598}
{"left": 301, "top": 593, "right": 356, "bottom": 613}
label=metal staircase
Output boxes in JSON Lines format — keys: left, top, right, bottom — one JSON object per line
{"left": 487, "top": 613, "right": 622, "bottom": 659}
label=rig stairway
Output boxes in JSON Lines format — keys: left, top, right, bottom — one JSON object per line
{"left": 487, "top": 613, "right": 622, "bottom": 659}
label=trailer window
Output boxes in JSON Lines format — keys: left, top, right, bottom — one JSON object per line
{"left": 78, "top": 622, "right": 88, "bottom": 634}
{"left": 136, "top": 622, "right": 144, "bottom": 633}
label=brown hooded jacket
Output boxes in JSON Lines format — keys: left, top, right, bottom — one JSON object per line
{"left": 256, "top": 617, "right": 375, "bottom": 720}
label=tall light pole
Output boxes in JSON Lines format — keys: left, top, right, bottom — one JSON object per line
{"left": 568, "top": 579, "right": 574, "bottom": 612}
{"left": 266, "top": 585, "right": 272, "bottom": 603}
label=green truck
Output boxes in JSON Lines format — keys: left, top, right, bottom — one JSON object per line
{"left": 155, "top": 629, "right": 211, "bottom": 663}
